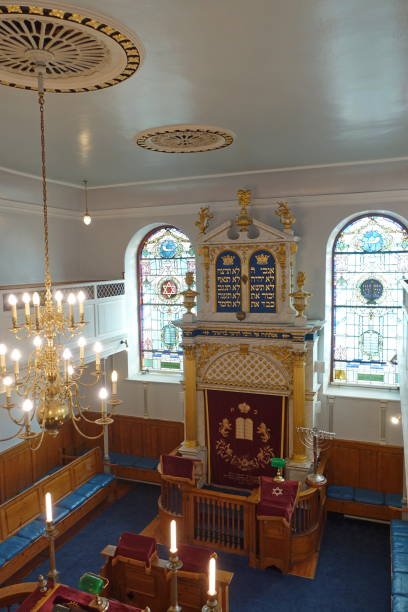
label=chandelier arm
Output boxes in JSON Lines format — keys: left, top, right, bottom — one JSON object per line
{"left": 5, "top": 408, "right": 24, "bottom": 426}
{"left": 29, "top": 428, "right": 46, "bottom": 452}
{"left": 76, "top": 375, "right": 103, "bottom": 388}
{"left": 71, "top": 415, "right": 104, "bottom": 440}
{"left": 0, "top": 425, "right": 25, "bottom": 442}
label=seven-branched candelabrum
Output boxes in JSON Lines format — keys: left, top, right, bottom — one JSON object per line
{"left": 0, "top": 285, "right": 120, "bottom": 450}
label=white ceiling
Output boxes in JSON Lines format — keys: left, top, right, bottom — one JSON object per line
{"left": 1, "top": 0, "right": 408, "bottom": 188}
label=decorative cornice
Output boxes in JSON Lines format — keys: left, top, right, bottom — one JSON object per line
{"left": 0, "top": 197, "right": 78, "bottom": 219}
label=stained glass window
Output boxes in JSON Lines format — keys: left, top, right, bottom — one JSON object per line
{"left": 332, "top": 214, "right": 408, "bottom": 387}
{"left": 138, "top": 226, "right": 195, "bottom": 373}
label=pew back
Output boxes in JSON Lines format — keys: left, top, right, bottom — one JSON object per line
{"left": 0, "top": 447, "right": 102, "bottom": 541}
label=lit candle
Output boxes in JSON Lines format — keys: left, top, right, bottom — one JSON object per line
{"left": 0, "top": 344, "right": 7, "bottom": 373}
{"left": 78, "top": 336, "right": 86, "bottom": 365}
{"left": 170, "top": 519, "right": 177, "bottom": 553}
{"left": 22, "top": 293, "right": 31, "bottom": 324}
{"left": 111, "top": 370, "right": 118, "bottom": 395}
{"left": 8, "top": 294, "right": 17, "bottom": 328}
{"left": 33, "top": 292, "right": 40, "bottom": 329}
{"left": 68, "top": 364, "right": 74, "bottom": 378}
{"left": 77, "top": 290, "right": 85, "bottom": 322}
{"left": 3, "top": 375, "right": 12, "bottom": 399}
{"left": 11, "top": 349, "right": 21, "bottom": 377}
{"left": 33, "top": 336, "right": 42, "bottom": 352}
{"left": 45, "top": 492, "right": 53, "bottom": 524}
{"left": 208, "top": 556, "right": 216, "bottom": 596}
{"left": 55, "top": 290, "right": 63, "bottom": 313}
{"left": 67, "top": 293, "right": 76, "bottom": 326}
{"left": 22, "top": 398, "right": 33, "bottom": 427}
{"left": 94, "top": 341, "right": 102, "bottom": 372}
{"left": 99, "top": 387, "right": 108, "bottom": 418}
{"left": 63, "top": 348, "right": 72, "bottom": 382}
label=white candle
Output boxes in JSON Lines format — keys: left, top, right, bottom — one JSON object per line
{"left": 33, "top": 292, "right": 40, "bottom": 328}
{"left": 11, "top": 349, "right": 21, "bottom": 377}
{"left": 99, "top": 387, "right": 108, "bottom": 418}
{"left": 55, "top": 290, "right": 63, "bottom": 313}
{"left": 67, "top": 293, "right": 76, "bottom": 326}
{"left": 45, "top": 492, "right": 53, "bottom": 523}
{"left": 94, "top": 342, "right": 102, "bottom": 371}
{"left": 63, "top": 348, "right": 71, "bottom": 382}
{"left": 8, "top": 294, "right": 17, "bottom": 328}
{"left": 208, "top": 556, "right": 216, "bottom": 596}
{"left": 3, "top": 376, "right": 12, "bottom": 398}
{"left": 77, "top": 290, "right": 85, "bottom": 322}
{"left": 0, "top": 344, "right": 7, "bottom": 373}
{"left": 111, "top": 370, "right": 118, "bottom": 395}
{"left": 78, "top": 336, "right": 86, "bottom": 365}
{"left": 170, "top": 519, "right": 177, "bottom": 553}
{"left": 22, "top": 293, "right": 31, "bottom": 324}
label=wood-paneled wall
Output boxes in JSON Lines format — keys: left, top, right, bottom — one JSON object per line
{"left": 326, "top": 439, "right": 403, "bottom": 494}
{"left": 70, "top": 413, "right": 184, "bottom": 459}
{"left": 0, "top": 422, "right": 74, "bottom": 504}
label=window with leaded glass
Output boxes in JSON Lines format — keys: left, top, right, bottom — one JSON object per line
{"left": 332, "top": 214, "right": 408, "bottom": 387}
{"left": 138, "top": 226, "right": 195, "bottom": 373}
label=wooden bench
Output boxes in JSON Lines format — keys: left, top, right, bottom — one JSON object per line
{"left": 107, "top": 452, "right": 161, "bottom": 485}
{"left": 101, "top": 544, "right": 233, "bottom": 612}
{"left": 0, "top": 447, "right": 115, "bottom": 585}
{"left": 326, "top": 485, "right": 402, "bottom": 521}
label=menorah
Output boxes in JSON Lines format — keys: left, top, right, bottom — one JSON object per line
{"left": 297, "top": 426, "right": 336, "bottom": 487}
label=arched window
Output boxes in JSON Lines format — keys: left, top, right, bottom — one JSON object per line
{"left": 138, "top": 226, "right": 195, "bottom": 373}
{"left": 332, "top": 214, "right": 408, "bottom": 387}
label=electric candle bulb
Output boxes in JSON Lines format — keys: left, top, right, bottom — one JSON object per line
{"left": 55, "top": 290, "right": 63, "bottom": 313}
{"left": 208, "top": 556, "right": 216, "bottom": 596}
{"left": 33, "top": 336, "right": 42, "bottom": 350}
{"left": 99, "top": 387, "right": 108, "bottom": 418}
{"left": 78, "top": 336, "right": 86, "bottom": 364}
{"left": 3, "top": 375, "right": 12, "bottom": 398}
{"left": 111, "top": 370, "right": 118, "bottom": 395}
{"left": 11, "top": 349, "right": 21, "bottom": 376}
{"left": 94, "top": 341, "right": 102, "bottom": 371}
{"left": 170, "top": 519, "right": 177, "bottom": 553}
{"left": 77, "top": 290, "right": 85, "bottom": 321}
{"left": 45, "top": 492, "right": 53, "bottom": 523}
{"left": 22, "top": 293, "right": 31, "bottom": 323}
{"left": 22, "top": 398, "right": 33, "bottom": 412}
{"left": 32, "top": 292, "right": 40, "bottom": 306}
{"left": 62, "top": 348, "right": 72, "bottom": 361}
{"left": 8, "top": 294, "right": 17, "bottom": 327}
{"left": 67, "top": 293, "right": 76, "bottom": 326}
{"left": 0, "top": 344, "right": 6, "bottom": 372}
{"left": 83, "top": 214, "right": 91, "bottom": 226}
{"left": 68, "top": 365, "right": 74, "bottom": 377}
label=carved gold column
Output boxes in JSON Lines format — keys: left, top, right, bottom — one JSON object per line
{"left": 291, "top": 350, "right": 307, "bottom": 462}
{"left": 182, "top": 344, "right": 198, "bottom": 448}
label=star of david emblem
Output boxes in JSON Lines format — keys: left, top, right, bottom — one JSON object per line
{"left": 272, "top": 487, "right": 283, "bottom": 496}
{"left": 160, "top": 279, "right": 178, "bottom": 299}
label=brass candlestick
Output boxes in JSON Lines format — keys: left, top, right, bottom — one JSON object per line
{"left": 45, "top": 521, "right": 59, "bottom": 584}
{"left": 202, "top": 593, "right": 219, "bottom": 611}
{"left": 167, "top": 551, "right": 183, "bottom": 612}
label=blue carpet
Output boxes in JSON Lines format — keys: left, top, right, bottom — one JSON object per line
{"left": 23, "top": 484, "right": 390, "bottom": 611}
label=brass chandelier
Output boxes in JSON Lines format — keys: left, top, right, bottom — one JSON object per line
{"left": 0, "top": 65, "right": 120, "bottom": 450}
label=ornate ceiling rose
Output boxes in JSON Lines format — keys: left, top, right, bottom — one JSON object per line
{"left": 0, "top": 3, "right": 142, "bottom": 92}
{"left": 135, "top": 124, "right": 235, "bottom": 153}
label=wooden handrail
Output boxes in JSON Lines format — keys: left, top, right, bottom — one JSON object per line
{"left": 0, "top": 582, "right": 37, "bottom": 606}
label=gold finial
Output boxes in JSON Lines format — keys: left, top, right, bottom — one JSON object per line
{"left": 195, "top": 206, "right": 213, "bottom": 234}
{"left": 181, "top": 272, "right": 199, "bottom": 314}
{"left": 290, "top": 271, "right": 312, "bottom": 319}
{"left": 235, "top": 189, "right": 252, "bottom": 232}
{"left": 275, "top": 201, "right": 296, "bottom": 232}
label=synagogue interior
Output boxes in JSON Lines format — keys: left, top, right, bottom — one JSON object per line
{"left": 0, "top": 1, "right": 407, "bottom": 611}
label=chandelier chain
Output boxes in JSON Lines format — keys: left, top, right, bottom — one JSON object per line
{"left": 38, "top": 88, "right": 51, "bottom": 300}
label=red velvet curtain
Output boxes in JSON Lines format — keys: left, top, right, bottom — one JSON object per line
{"left": 205, "top": 389, "right": 286, "bottom": 489}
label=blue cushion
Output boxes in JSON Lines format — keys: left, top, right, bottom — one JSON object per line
{"left": 392, "top": 539, "right": 408, "bottom": 553}
{"left": 74, "top": 482, "right": 101, "bottom": 499}
{"left": 0, "top": 535, "right": 30, "bottom": 562}
{"left": 58, "top": 492, "right": 87, "bottom": 511}
{"left": 393, "top": 572, "right": 408, "bottom": 595}
{"left": 393, "top": 595, "right": 408, "bottom": 611}
{"left": 393, "top": 521, "right": 408, "bottom": 535}
{"left": 17, "top": 519, "right": 44, "bottom": 543}
{"left": 327, "top": 485, "right": 354, "bottom": 501}
{"left": 109, "top": 453, "right": 159, "bottom": 470}
{"left": 387, "top": 493, "right": 403, "bottom": 508}
{"left": 393, "top": 552, "right": 408, "bottom": 573}
{"left": 354, "top": 488, "right": 385, "bottom": 505}
{"left": 86, "top": 473, "right": 115, "bottom": 487}
{"left": 40, "top": 505, "right": 70, "bottom": 524}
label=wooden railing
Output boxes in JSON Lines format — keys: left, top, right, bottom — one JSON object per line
{"left": 159, "top": 472, "right": 327, "bottom": 571}
{"left": 0, "top": 582, "right": 37, "bottom": 610}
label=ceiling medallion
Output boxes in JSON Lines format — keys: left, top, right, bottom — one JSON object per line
{"left": 135, "top": 124, "right": 235, "bottom": 153}
{"left": 0, "top": 3, "right": 142, "bottom": 92}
